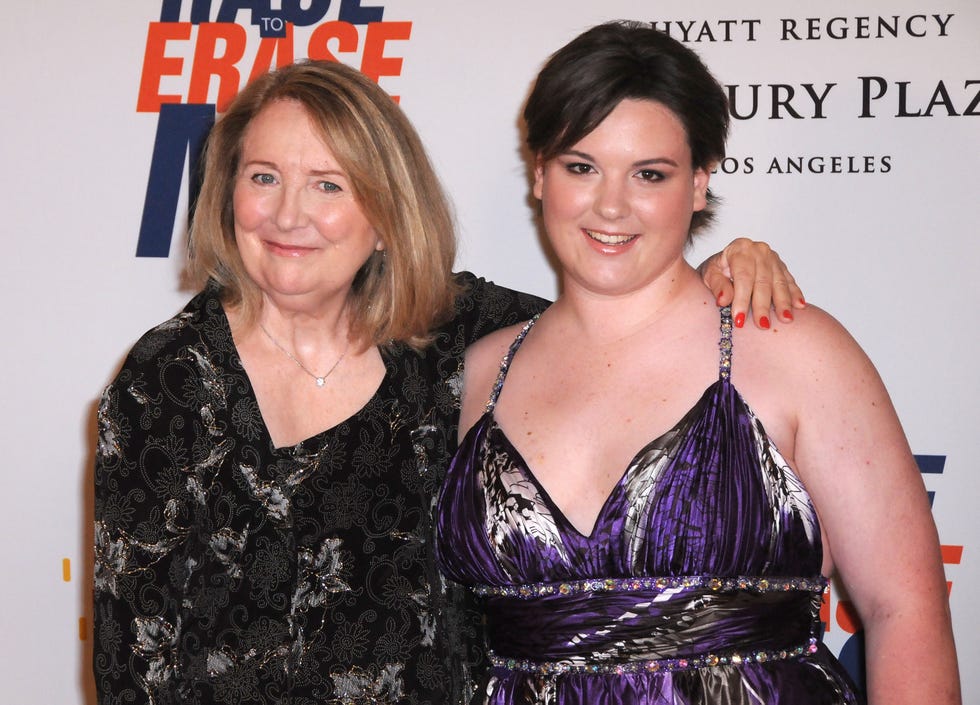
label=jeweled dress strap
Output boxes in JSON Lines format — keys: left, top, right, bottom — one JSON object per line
{"left": 485, "top": 315, "right": 540, "bottom": 413}
{"left": 719, "top": 305, "right": 734, "bottom": 381}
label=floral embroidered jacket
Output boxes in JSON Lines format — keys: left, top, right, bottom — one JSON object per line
{"left": 94, "top": 273, "right": 547, "bottom": 705}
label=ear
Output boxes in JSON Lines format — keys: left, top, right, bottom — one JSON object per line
{"left": 692, "top": 165, "right": 712, "bottom": 212}
{"left": 532, "top": 155, "right": 546, "bottom": 200}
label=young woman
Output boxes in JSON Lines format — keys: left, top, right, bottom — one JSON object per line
{"left": 437, "top": 22, "right": 959, "bottom": 705}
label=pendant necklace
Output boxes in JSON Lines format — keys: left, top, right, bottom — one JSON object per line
{"left": 259, "top": 323, "right": 350, "bottom": 388}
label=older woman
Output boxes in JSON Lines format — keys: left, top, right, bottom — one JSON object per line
{"left": 436, "top": 22, "right": 959, "bottom": 705}
{"left": 94, "top": 60, "right": 803, "bottom": 704}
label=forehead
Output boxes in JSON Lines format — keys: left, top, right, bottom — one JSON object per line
{"left": 240, "top": 99, "right": 338, "bottom": 161}
{"left": 569, "top": 99, "right": 690, "bottom": 157}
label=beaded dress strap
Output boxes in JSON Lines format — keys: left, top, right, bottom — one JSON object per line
{"left": 485, "top": 315, "right": 540, "bottom": 413}
{"left": 719, "top": 305, "right": 733, "bottom": 381}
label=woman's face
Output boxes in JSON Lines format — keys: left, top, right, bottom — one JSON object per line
{"left": 233, "top": 99, "right": 382, "bottom": 313}
{"left": 534, "top": 99, "right": 710, "bottom": 299}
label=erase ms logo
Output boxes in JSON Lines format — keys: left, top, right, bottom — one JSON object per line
{"left": 135, "top": 1, "right": 411, "bottom": 258}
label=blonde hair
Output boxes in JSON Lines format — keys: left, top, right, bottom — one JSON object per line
{"left": 187, "top": 60, "right": 459, "bottom": 350}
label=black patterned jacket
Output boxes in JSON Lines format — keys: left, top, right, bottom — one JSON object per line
{"left": 94, "top": 273, "right": 547, "bottom": 705}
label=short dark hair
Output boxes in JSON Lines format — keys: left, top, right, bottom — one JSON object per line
{"left": 523, "top": 21, "right": 730, "bottom": 232}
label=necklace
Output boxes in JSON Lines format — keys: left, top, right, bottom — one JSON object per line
{"left": 259, "top": 323, "right": 350, "bottom": 388}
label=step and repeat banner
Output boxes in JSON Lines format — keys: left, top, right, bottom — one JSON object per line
{"left": 1, "top": 1, "right": 976, "bottom": 702}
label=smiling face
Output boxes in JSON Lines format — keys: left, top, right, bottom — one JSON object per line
{"left": 232, "top": 99, "right": 383, "bottom": 314}
{"left": 534, "top": 99, "right": 711, "bottom": 299}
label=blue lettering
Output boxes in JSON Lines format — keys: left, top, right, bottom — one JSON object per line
{"left": 837, "top": 631, "right": 867, "bottom": 696}
{"left": 281, "top": 0, "right": 333, "bottom": 26}
{"left": 915, "top": 454, "right": 946, "bottom": 506}
{"left": 136, "top": 104, "right": 215, "bottom": 258}
{"left": 160, "top": 0, "right": 215, "bottom": 23}
{"left": 161, "top": 0, "right": 387, "bottom": 29}
{"left": 339, "top": 0, "right": 384, "bottom": 24}
{"left": 216, "top": 0, "right": 266, "bottom": 24}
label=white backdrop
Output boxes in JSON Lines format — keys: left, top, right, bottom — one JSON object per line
{"left": 1, "top": 1, "right": 976, "bottom": 702}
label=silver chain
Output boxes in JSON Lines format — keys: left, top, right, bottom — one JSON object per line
{"left": 258, "top": 323, "right": 350, "bottom": 388}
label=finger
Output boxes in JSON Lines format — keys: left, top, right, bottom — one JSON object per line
{"left": 769, "top": 258, "right": 805, "bottom": 323}
{"left": 722, "top": 238, "right": 767, "bottom": 328}
{"left": 728, "top": 258, "right": 757, "bottom": 328}
{"left": 749, "top": 276, "right": 774, "bottom": 329}
{"left": 704, "top": 260, "right": 735, "bottom": 307}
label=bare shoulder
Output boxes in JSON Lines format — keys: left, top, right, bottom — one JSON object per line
{"left": 735, "top": 303, "right": 876, "bottom": 381}
{"left": 731, "top": 303, "right": 891, "bottom": 457}
{"left": 459, "top": 321, "right": 531, "bottom": 436}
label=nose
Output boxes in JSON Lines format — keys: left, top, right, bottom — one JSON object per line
{"left": 593, "top": 178, "right": 630, "bottom": 220}
{"left": 274, "top": 186, "right": 308, "bottom": 230}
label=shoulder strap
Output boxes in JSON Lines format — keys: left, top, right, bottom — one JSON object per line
{"left": 719, "top": 305, "right": 733, "bottom": 381}
{"left": 485, "top": 315, "right": 540, "bottom": 413}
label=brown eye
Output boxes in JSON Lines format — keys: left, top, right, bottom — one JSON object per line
{"left": 637, "top": 169, "right": 664, "bottom": 181}
{"left": 565, "top": 162, "right": 593, "bottom": 175}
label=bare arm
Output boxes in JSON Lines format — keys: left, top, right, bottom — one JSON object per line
{"left": 787, "top": 311, "right": 959, "bottom": 704}
{"left": 699, "top": 237, "right": 805, "bottom": 329}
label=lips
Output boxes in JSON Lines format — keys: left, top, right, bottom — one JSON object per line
{"left": 584, "top": 229, "right": 639, "bottom": 246}
{"left": 264, "top": 240, "right": 318, "bottom": 256}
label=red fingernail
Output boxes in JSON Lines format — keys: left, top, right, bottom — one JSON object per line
{"left": 735, "top": 312, "right": 746, "bottom": 328}
{"left": 783, "top": 310, "right": 793, "bottom": 321}
{"left": 798, "top": 297, "right": 806, "bottom": 306}
{"left": 760, "top": 316, "right": 771, "bottom": 329}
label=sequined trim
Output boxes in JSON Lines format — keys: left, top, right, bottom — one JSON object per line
{"left": 719, "top": 305, "right": 733, "bottom": 380}
{"left": 473, "top": 574, "right": 827, "bottom": 598}
{"left": 486, "top": 315, "right": 541, "bottom": 414}
{"left": 489, "top": 637, "right": 819, "bottom": 675}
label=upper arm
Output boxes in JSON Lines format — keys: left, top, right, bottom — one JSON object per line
{"left": 94, "top": 356, "right": 201, "bottom": 702}
{"left": 786, "top": 311, "right": 945, "bottom": 615}
{"left": 782, "top": 307, "right": 958, "bottom": 701}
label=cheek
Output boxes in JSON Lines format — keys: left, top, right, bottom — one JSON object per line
{"left": 232, "top": 187, "right": 267, "bottom": 232}
{"left": 541, "top": 178, "right": 585, "bottom": 223}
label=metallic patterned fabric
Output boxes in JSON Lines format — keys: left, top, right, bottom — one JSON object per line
{"left": 435, "top": 309, "right": 863, "bottom": 704}
{"left": 94, "top": 274, "right": 547, "bottom": 705}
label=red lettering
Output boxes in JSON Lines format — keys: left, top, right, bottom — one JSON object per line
{"left": 307, "top": 21, "right": 360, "bottom": 62}
{"left": 138, "top": 21, "right": 411, "bottom": 113}
{"left": 941, "top": 544, "right": 962, "bottom": 595}
{"left": 361, "top": 21, "right": 411, "bottom": 84}
{"left": 249, "top": 23, "right": 297, "bottom": 84}
{"left": 138, "top": 22, "right": 192, "bottom": 113}
{"left": 188, "top": 23, "right": 248, "bottom": 111}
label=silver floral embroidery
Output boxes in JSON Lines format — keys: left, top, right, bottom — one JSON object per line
{"left": 96, "top": 387, "right": 126, "bottom": 461}
{"left": 411, "top": 423, "right": 439, "bottom": 476}
{"left": 209, "top": 527, "right": 248, "bottom": 579}
{"left": 133, "top": 616, "right": 178, "bottom": 689}
{"left": 330, "top": 663, "right": 404, "bottom": 705}
{"left": 94, "top": 520, "right": 132, "bottom": 598}
{"left": 293, "top": 537, "right": 351, "bottom": 612}
{"left": 239, "top": 451, "right": 319, "bottom": 524}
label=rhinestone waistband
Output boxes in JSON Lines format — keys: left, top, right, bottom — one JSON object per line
{"left": 473, "top": 575, "right": 827, "bottom": 599}
{"left": 489, "top": 637, "right": 819, "bottom": 676}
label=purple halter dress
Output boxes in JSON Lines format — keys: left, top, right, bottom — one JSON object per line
{"left": 435, "top": 308, "right": 863, "bottom": 704}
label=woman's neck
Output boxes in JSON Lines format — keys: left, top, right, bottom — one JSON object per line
{"left": 552, "top": 262, "right": 704, "bottom": 345}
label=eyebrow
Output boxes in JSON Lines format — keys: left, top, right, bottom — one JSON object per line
{"left": 241, "top": 159, "right": 347, "bottom": 177}
{"left": 562, "top": 149, "right": 679, "bottom": 168}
